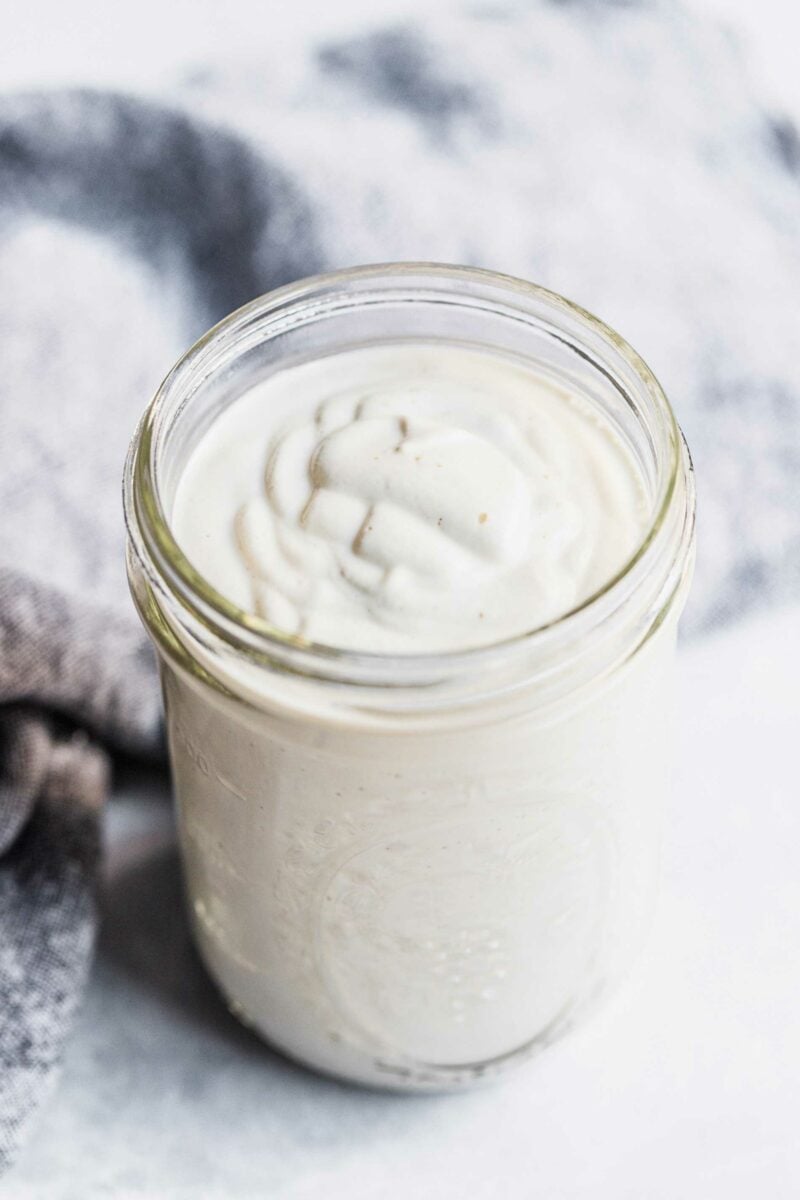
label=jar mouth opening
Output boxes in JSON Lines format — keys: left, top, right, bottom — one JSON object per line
{"left": 124, "top": 262, "right": 690, "bottom": 682}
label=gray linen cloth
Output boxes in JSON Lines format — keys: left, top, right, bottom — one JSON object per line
{"left": 1, "top": 0, "right": 799, "bottom": 1173}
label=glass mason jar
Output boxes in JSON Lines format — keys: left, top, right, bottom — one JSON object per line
{"left": 124, "top": 264, "right": 695, "bottom": 1091}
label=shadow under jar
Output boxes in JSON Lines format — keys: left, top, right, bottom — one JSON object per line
{"left": 124, "top": 264, "right": 695, "bottom": 1091}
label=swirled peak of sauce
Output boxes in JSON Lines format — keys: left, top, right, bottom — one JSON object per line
{"left": 172, "top": 344, "right": 648, "bottom": 652}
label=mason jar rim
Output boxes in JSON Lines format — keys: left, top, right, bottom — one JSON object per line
{"left": 123, "top": 262, "right": 693, "bottom": 690}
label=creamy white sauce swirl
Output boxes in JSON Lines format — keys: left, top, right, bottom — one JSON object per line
{"left": 173, "top": 344, "right": 648, "bottom": 652}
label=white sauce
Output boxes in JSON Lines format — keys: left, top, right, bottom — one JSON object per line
{"left": 158, "top": 341, "right": 680, "bottom": 1089}
{"left": 172, "top": 344, "right": 647, "bottom": 652}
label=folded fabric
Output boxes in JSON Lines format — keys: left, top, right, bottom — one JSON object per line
{"left": 1, "top": 1, "right": 799, "bottom": 1173}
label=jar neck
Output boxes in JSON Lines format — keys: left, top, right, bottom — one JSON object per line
{"left": 124, "top": 264, "right": 696, "bottom": 718}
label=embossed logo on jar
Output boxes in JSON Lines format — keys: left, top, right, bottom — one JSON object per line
{"left": 172, "top": 720, "right": 248, "bottom": 802}
{"left": 315, "top": 795, "right": 615, "bottom": 1066}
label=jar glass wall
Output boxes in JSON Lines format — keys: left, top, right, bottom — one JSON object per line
{"left": 124, "top": 265, "right": 695, "bottom": 1090}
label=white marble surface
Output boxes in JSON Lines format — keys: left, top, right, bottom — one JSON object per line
{"left": 12, "top": 606, "right": 800, "bottom": 1198}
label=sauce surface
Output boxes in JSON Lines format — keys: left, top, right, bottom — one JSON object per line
{"left": 173, "top": 343, "right": 648, "bottom": 652}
